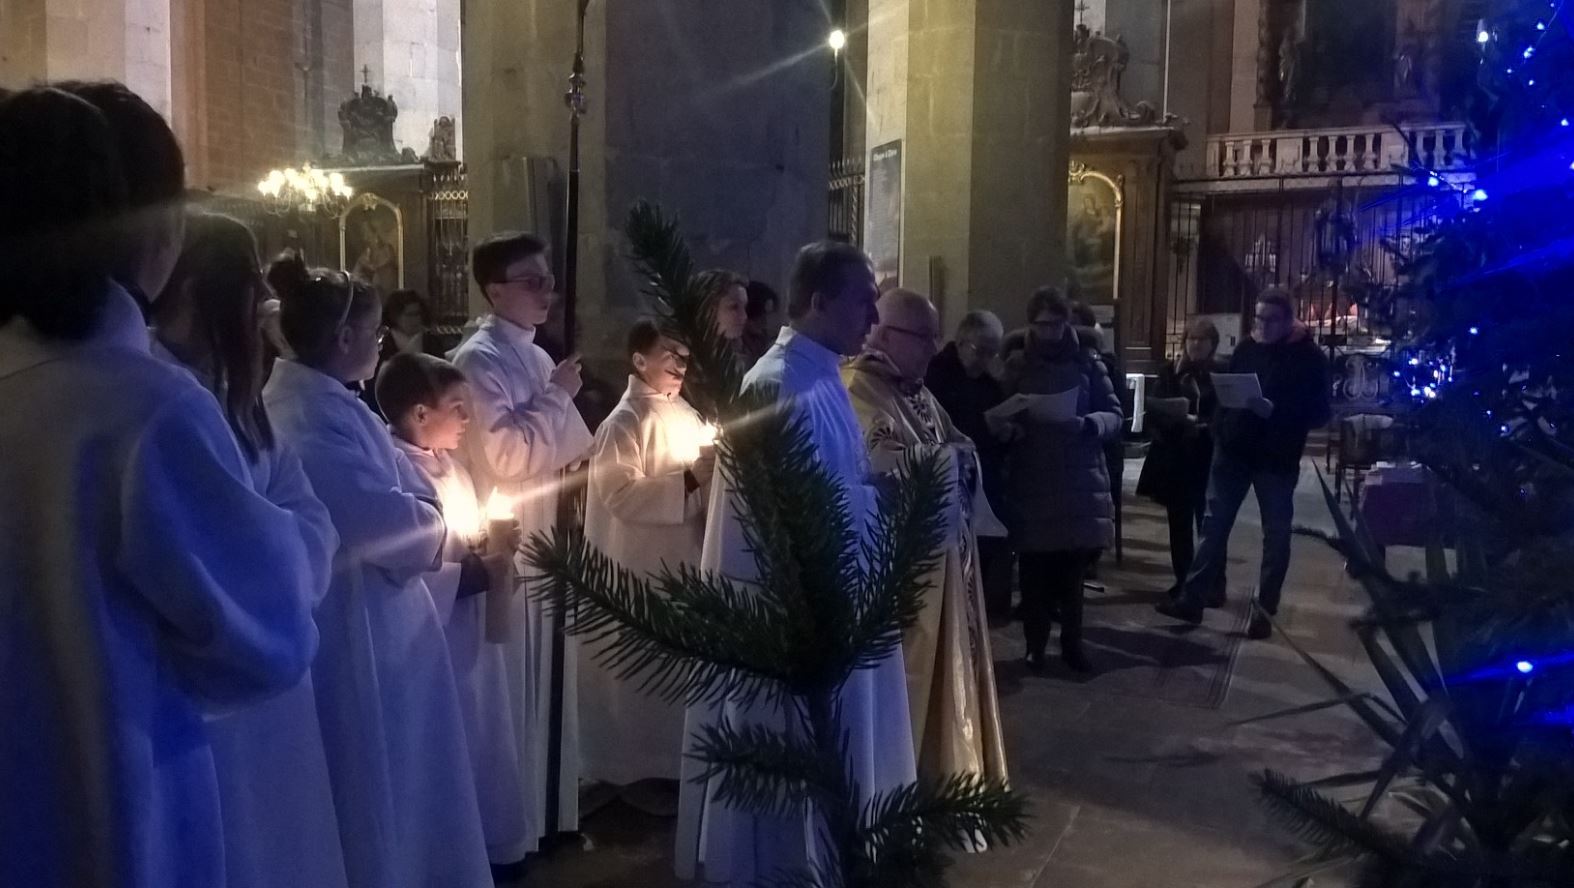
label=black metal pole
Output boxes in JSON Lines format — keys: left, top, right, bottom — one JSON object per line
{"left": 545, "top": 0, "right": 590, "bottom": 843}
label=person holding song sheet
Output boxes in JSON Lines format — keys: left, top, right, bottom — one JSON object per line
{"left": 1000, "top": 287, "right": 1123, "bottom": 674}
{"left": 1137, "top": 317, "right": 1224, "bottom": 603}
{"left": 1155, "top": 288, "right": 1331, "bottom": 639}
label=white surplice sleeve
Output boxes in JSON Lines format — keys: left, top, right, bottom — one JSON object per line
{"left": 116, "top": 389, "right": 320, "bottom": 708}
{"left": 457, "top": 351, "right": 582, "bottom": 484}
{"left": 588, "top": 414, "right": 695, "bottom": 527}
{"left": 259, "top": 442, "right": 339, "bottom": 610}
{"left": 296, "top": 422, "right": 445, "bottom": 584}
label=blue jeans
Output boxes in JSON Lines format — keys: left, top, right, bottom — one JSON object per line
{"left": 1178, "top": 451, "right": 1298, "bottom": 614}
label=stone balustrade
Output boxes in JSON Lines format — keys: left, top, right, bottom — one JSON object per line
{"left": 1192, "top": 123, "right": 1469, "bottom": 180}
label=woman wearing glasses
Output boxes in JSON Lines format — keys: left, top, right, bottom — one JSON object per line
{"left": 1000, "top": 287, "right": 1123, "bottom": 674}
{"left": 263, "top": 253, "right": 491, "bottom": 888}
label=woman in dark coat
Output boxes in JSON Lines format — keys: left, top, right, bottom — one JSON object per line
{"left": 1002, "top": 288, "right": 1123, "bottom": 674}
{"left": 1136, "top": 318, "right": 1223, "bottom": 602}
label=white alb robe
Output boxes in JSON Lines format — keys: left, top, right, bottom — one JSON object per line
{"left": 581, "top": 376, "right": 710, "bottom": 785}
{"left": 394, "top": 437, "right": 532, "bottom": 864}
{"left": 675, "top": 328, "right": 918, "bottom": 884}
{"left": 150, "top": 337, "right": 350, "bottom": 888}
{"left": 264, "top": 359, "right": 491, "bottom": 888}
{"left": 451, "top": 315, "right": 593, "bottom": 850}
{"left": 0, "top": 284, "right": 320, "bottom": 888}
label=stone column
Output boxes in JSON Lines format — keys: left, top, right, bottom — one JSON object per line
{"left": 863, "top": 0, "right": 1075, "bottom": 334}
{"left": 0, "top": 0, "right": 173, "bottom": 116}
{"left": 463, "top": 0, "right": 832, "bottom": 367}
{"left": 354, "top": 0, "right": 462, "bottom": 157}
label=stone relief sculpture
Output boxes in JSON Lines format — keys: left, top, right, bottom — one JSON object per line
{"left": 1069, "top": 23, "right": 1183, "bottom": 129}
{"left": 337, "top": 68, "right": 419, "bottom": 166}
{"left": 425, "top": 116, "right": 457, "bottom": 164}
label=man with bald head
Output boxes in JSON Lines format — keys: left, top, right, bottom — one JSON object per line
{"left": 842, "top": 288, "right": 1009, "bottom": 791}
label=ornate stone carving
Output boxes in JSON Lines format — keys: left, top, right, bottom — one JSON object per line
{"left": 1069, "top": 24, "right": 1182, "bottom": 130}
{"left": 425, "top": 116, "right": 457, "bottom": 164}
{"left": 336, "top": 68, "right": 418, "bottom": 165}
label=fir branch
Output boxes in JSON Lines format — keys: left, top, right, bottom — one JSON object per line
{"left": 859, "top": 774, "right": 1030, "bottom": 861}
{"left": 1254, "top": 770, "right": 1412, "bottom": 862}
{"left": 848, "top": 450, "right": 951, "bottom": 671}
{"left": 523, "top": 526, "right": 793, "bottom": 707}
{"left": 688, "top": 718, "right": 845, "bottom": 821}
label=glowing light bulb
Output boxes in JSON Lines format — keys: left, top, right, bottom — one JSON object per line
{"left": 1517, "top": 660, "right": 1535, "bottom": 674}
{"left": 828, "top": 28, "right": 847, "bottom": 53}
{"left": 1469, "top": 326, "right": 1480, "bottom": 335}
{"left": 1426, "top": 175, "right": 1441, "bottom": 187}
{"left": 1523, "top": 47, "right": 1534, "bottom": 59}
{"left": 1561, "top": 118, "right": 1570, "bottom": 127}
{"left": 1470, "top": 188, "right": 1488, "bottom": 202}
{"left": 1477, "top": 29, "right": 1491, "bottom": 45}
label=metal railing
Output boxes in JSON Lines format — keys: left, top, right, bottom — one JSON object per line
{"left": 829, "top": 155, "right": 865, "bottom": 244}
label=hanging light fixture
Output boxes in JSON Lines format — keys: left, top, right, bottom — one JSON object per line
{"left": 256, "top": 164, "right": 354, "bottom": 215}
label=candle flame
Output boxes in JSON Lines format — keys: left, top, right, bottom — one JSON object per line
{"left": 485, "top": 490, "right": 514, "bottom": 521}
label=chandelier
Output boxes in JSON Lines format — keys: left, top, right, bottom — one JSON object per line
{"left": 256, "top": 164, "right": 354, "bottom": 215}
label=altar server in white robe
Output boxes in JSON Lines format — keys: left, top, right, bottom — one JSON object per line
{"left": 0, "top": 86, "right": 319, "bottom": 888}
{"left": 153, "top": 210, "right": 349, "bottom": 888}
{"left": 582, "top": 321, "right": 716, "bottom": 806}
{"left": 676, "top": 241, "right": 918, "bottom": 884}
{"left": 452, "top": 231, "right": 594, "bottom": 850}
{"left": 379, "top": 352, "right": 531, "bottom": 866}
{"left": 263, "top": 254, "right": 491, "bottom": 888}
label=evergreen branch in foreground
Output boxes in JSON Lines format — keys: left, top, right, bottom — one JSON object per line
{"left": 859, "top": 774, "right": 1030, "bottom": 862}
{"left": 1254, "top": 770, "right": 1412, "bottom": 863}
{"left": 689, "top": 718, "right": 845, "bottom": 821}
{"left": 850, "top": 449, "right": 951, "bottom": 671}
{"left": 524, "top": 526, "right": 793, "bottom": 707}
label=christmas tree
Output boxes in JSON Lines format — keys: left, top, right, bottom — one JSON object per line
{"left": 1253, "top": 2, "right": 1574, "bottom": 884}
{"left": 525, "top": 202, "right": 1028, "bottom": 887}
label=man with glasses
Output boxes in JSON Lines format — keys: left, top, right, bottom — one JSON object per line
{"left": 451, "top": 230, "right": 593, "bottom": 864}
{"left": 1155, "top": 288, "right": 1331, "bottom": 639}
{"left": 842, "top": 289, "right": 1009, "bottom": 791}
{"left": 926, "top": 310, "right": 1014, "bottom": 621}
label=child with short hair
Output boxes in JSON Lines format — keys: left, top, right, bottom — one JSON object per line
{"left": 376, "top": 352, "right": 530, "bottom": 868}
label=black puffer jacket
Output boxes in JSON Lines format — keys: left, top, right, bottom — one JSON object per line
{"left": 1002, "top": 327, "right": 1123, "bottom": 552}
{"left": 1213, "top": 325, "right": 1332, "bottom": 474}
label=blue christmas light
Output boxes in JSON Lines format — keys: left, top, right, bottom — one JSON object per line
{"left": 1427, "top": 174, "right": 1441, "bottom": 187}
{"left": 1478, "top": 29, "right": 1491, "bottom": 44}
{"left": 1562, "top": 119, "right": 1571, "bottom": 127}
{"left": 1523, "top": 47, "right": 1535, "bottom": 59}
{"left": 1517, "top": 660, "right": 1535, "bottom": 674}
{"left": 1538, "top": 21, "right": 1547, "bottom": 31}
{"left": 1471, "top": 188, "right": 1489, "bottom": 202}
{"left": 1469, "top": 326, "right": 1480, "bottom": 335}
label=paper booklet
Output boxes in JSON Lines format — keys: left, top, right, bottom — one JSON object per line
{"left": 983, "top": 388, "right": 1080, "bottom": 424}
{"left": 1211, "top": 373, "right": 1263, "bottom": 409}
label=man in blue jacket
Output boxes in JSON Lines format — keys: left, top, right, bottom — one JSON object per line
{"left": 1155, "top": 289, "right": 1331, "bottom": 639}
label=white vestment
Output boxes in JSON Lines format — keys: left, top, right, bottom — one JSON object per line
{"left": 150, "top": 338, "right": 350, "bottom": 888}
{"left": 581, "top": 376, "right": 710, "bottom": 785}
{"left": 394, "top": 438, "right": 531, "bottom": 864}
{"left": 265, "top": 360, "right": 491, "bottom": 888}
{"left": 675, "top": 328, "right": 918, "bottom": 884}
{"left": 451, "top": 315, "right": 593, "bottom": 850}
{"left": 0, "top": 285, "right": 320, "bottom": 888}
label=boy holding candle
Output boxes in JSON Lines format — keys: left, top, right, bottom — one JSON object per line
{"left": 376, "top": 352, "right": 531, "bottom": 869}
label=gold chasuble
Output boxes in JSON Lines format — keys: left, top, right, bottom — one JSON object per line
{"left": 842, "top": 352, "right": 1008, "bottom": 786}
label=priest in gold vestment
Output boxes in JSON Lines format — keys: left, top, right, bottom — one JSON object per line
{"left": 842, "top": 289, "right": 1008, "bottom": 786}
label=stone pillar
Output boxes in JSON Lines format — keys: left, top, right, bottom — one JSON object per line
{"left": 354, "top": 0, "right": 462, "bottom": 157}
{"left": 463, "top": 0, "right": 832, "bottom": 367}
{"left": 864, "top": 0, "right": 1075, "bottom": 334}
{"left": 0, "top": 0, "right": 173, "bottom": 116}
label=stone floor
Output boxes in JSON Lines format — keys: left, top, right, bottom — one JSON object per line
{"left": 514, "top": 458, "right": 1390, "bottom": 887}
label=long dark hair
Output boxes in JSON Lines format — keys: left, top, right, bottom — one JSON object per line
{"left": 157, "top": 211, "right": 274, "bottom": 460}
{"left": 0, "top": 88, "right": 131, "bottom": 339}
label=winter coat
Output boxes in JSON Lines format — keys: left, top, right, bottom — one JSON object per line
{"left": 925, "top": 342, "right": 1009, "bottom": 509}
{"left": 1136, "top": 357, "right": 1221, "bottom": 509}
{"left": 1002, "top": 327, "right": 1124, "bottom": 552}
{"left": 1213, "top": 324, "right": 1332, "bottom": 475}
